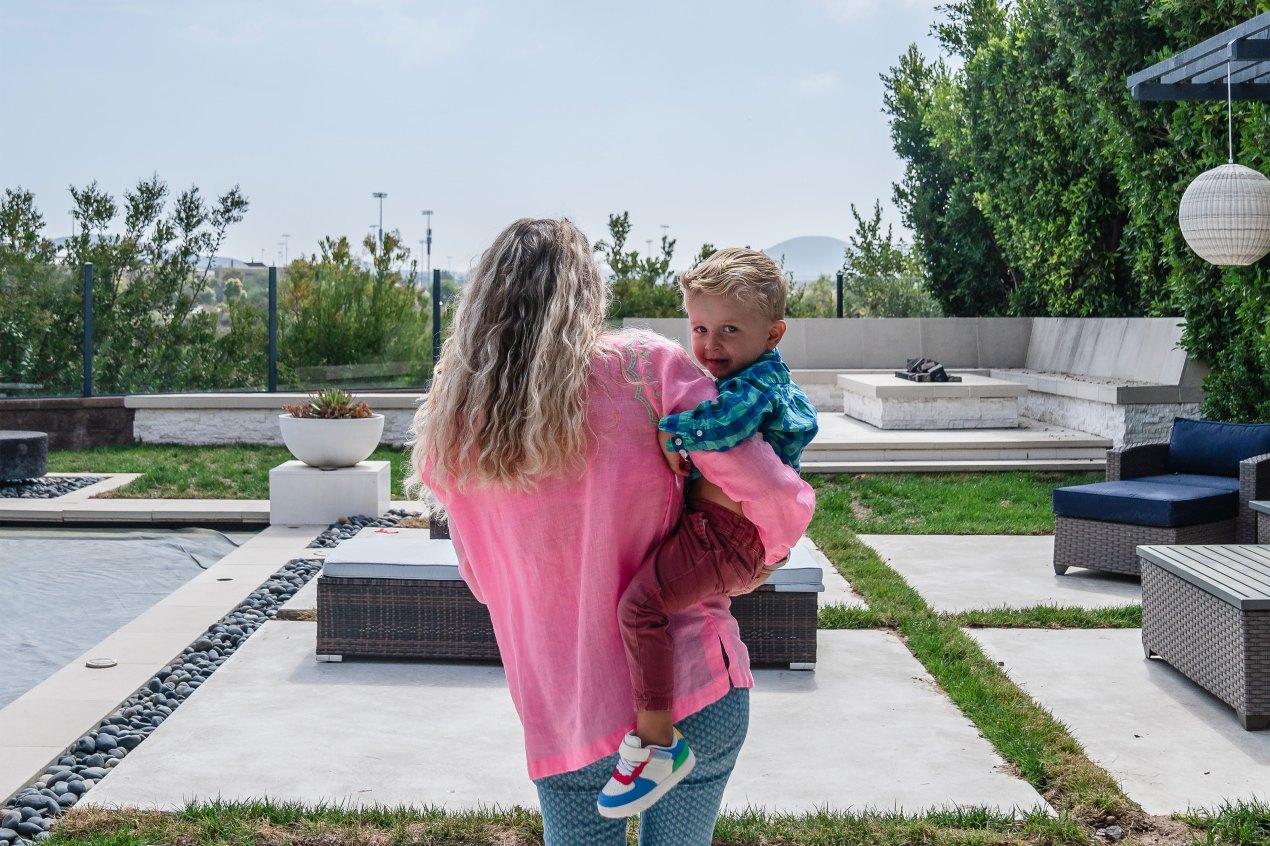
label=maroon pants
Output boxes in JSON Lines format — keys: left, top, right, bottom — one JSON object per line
{"left": 618, "top": 498, "right": 766, "bottom": 712}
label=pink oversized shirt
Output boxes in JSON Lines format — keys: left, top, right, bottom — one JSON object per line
{"left": 421, "top": 330, "right": 816, "bottom": 779}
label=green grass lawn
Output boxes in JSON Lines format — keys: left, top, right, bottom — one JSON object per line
{"left": 810, "top": 471, "right": 1100, "bottom": 535}
{"left": 48, "top": 444, "right": 412, "bottom": 499}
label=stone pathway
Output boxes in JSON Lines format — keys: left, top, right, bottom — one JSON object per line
{"left": 82, "top": 623, "right": 1046, "bottom": 814}
{"left": 859, "top": 534, "right": 1140, "bottom": 613}
{"left": 970, "top": 628, "right": 1270, "bottom": 815}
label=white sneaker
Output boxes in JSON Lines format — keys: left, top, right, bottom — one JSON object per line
{"left": 596, "top": 727, "right": 696, "bottom": 818}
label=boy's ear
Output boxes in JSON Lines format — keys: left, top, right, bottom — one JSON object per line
{"left": 767, "top": 319, "right": 787, "bottom": 351}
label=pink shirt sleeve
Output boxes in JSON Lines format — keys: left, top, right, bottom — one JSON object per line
{"left": 642, "top": 333, "right": 816, "bottom": 564}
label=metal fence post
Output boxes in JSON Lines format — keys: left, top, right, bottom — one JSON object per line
{"left": 82, "top": 263, "right": 93, "bottom": 397}
{"left": 268, "top": 266, "right": 278, "bottom": 392}
{"left": 836, "top": 271, "right": 844, "bottom": 319}
{"left": 432, "top": 268, "right": 442, "bottom": 374}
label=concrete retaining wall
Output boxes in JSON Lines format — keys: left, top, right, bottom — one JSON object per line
{"left": 623, "top": 317, "right": 1033, "bottom": 370}
{"left": 127, "top": 393, "right": 422, "bottom": 448}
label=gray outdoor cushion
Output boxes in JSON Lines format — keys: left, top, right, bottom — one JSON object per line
{"left": 322, "top": 529, "right": 461, "bottom": 579}
{"left": 322, "top": 527, "right": 825, "bottom": 592}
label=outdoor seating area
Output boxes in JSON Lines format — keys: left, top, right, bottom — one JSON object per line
{"left": 1052, "top": 417, "right": 1270, "bottom": 576}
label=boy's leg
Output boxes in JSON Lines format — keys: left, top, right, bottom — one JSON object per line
{"left": 638, "top": 686, "right": 750, "bottom": 846}
{"left": 618, "top": 507, "right": 725, "bottom": 714}
{"left": 535, "top": 757, "right": 628, "bottom": 846}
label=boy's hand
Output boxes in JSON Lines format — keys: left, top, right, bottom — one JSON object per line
{"left": 658, "top": 430, "right": 693, "bottom": 478}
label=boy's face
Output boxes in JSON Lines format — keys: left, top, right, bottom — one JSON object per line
{"left": 685, "top": 293, "right": 786, "bottom": 380}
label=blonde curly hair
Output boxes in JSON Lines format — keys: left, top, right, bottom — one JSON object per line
{"left": 408, "top": 218, "right": 610, "bottom": 491}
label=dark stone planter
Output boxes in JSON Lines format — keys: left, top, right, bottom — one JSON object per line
{"left": 0, "top": 431, "right": 49, "bottom": 481}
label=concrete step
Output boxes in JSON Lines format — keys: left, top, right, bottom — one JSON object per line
{"left": 804, "top": 446, "right": 1107, "bottom": 463}
{"left": 802, "top": 458, "right": 1105, "bottom": 474}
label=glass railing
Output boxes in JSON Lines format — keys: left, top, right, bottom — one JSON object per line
{"left": 1, "top": 262, "right": 459, "bottom": 399}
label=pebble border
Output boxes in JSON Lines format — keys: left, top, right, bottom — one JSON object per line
{"left": 0, "top": 509, "right": 417, "bottom": 845}
{"left": 0, "top": 477, "right": 105, "bottom": 500}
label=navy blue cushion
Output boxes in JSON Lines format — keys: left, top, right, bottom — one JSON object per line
{"left": 1168, "top": 417, "right": 1270, "bottom": 478}
{"left": 1133, "top": 473, "right": 1240, "bottom": 493}
{"left": 1052, "top": 480, "right": 1237, "bottom": 528}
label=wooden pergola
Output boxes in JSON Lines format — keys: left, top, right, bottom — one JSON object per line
{"left": 1128, "top": 11, "right": 1270, "bottom": 102}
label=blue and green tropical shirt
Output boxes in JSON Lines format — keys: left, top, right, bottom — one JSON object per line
{"left": 659, "top": 349, "right": 818, "bottom": 472}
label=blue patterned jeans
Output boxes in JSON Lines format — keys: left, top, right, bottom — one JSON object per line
{"left": 533, "top": 686, "right": 749, "bottom": 846}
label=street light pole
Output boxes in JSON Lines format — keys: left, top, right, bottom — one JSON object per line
{"left": 372, "top": 192, "right": 387, "bottom": 250}
{"left": 281, "top": 234, "right": 290, "bottom": 267}
{"left": 421, "top": 209, "right": 433, "bottom": 280}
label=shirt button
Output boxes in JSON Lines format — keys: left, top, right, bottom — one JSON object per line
{"left": 675, "top": 438, "right": 683, "bottom": 445}
{"left": 696, "top": 430, "right": 704, "bottom": 437}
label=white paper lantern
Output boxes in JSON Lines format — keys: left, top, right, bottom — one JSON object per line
{"left": 1178, "top": 163, "right": 1270, "bottom": 266}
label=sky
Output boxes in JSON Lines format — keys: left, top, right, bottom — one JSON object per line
{"left": 1, "top": 0, "right": 943, "bottom": 273}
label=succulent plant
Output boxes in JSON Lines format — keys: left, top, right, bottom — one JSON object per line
{"left": 283, "top": 388, "right": 373, "bottom": 419}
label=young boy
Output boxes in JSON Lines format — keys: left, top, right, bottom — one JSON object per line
{"left": 598, "top": 248, "right": 819, "bottom": 818}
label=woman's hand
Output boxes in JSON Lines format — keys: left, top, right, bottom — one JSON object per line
{"left": 658, "top": 430, "right": 693, "bottom": 478}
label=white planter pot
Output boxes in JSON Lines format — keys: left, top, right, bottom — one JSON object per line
{"left": 277, "top": 413, "right": 386, "bottom": 469}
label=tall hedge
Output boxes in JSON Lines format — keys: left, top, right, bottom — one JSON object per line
{"left": 885, "top": 0, "right": 1269, "bottom": 419}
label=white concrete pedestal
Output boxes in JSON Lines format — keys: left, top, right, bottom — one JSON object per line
{"left": 839, "top": 373, "right": 1026, "bottom": 430}
{"left": 269, "top": 460, "right": 390, "bottom": 526}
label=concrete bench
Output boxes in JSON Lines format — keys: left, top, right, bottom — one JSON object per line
{"left": 990, "top": 318, "right": 1206, "bottom": 447}
{"left": 315, "top": 527, "right": 824, "bottom": 669}
{"left": 1137, "top": 544, "right": 1270, "bottom": 730}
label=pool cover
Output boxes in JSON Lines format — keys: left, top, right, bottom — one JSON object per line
{"left": 0, "top": 528, "right": 251, "bottom": 708}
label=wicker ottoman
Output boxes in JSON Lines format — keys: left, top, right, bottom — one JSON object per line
{"left": 1137, "top": 544, "right": 1270, "bottom": 730}
{"left": 316, "top": 528, "right": 823, "bottom": 668}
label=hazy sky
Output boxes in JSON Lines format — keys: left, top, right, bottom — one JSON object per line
{"left": 2, "top": 0, "right": 942, "bottom": 272}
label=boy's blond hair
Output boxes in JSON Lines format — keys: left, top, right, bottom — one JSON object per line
{"left": 678, "top": 247, "right": 788, "bottom": 322}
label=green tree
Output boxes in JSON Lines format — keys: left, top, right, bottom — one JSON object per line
{"left": 1, "top": 177, "right": 260, "bottom": 394}
{"left": 840, "top": 201, "right": 941, "bottom": 318}
{"left": 594, "top": 212, "right": 684, "bottom": 319}
{"left": 279, "top": 231, "right": 433, "bottom": 387}
{"left": 786, "top": 275, "right": 835, "bottom": 318}
{"left": 0, "top": 188, "right": 78, "bottom": 393}
{"left": 883, "top": 43, "right": 1015, "bottom": 316}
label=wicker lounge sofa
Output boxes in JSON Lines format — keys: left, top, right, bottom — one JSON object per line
{"left": 1051, "top": 418, "right": 1270, "bottom": 577}
{"left": 316, "top": 524, "right": 823, "bottom": 668}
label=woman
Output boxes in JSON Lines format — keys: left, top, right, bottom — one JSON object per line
{"left": 409, "top": 218, "right": 814, "bottom": 845}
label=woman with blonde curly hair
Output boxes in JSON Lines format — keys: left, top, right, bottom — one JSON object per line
{"left": 410, "top": 218, "right": 814, "bottom": 846}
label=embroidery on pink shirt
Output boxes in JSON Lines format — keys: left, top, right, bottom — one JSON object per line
{"left": 617, "top": 334, "right": 664, "bottom": 425}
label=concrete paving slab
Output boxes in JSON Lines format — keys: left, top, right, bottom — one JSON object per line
{"left": 731, "top": 630, "right": 1047, "bottom": 813}
{"left": 968, "top": 628, "right": 1270, "bottom": 815}
{"left": 0, "top": 747, "right": 64, "bottom": 802}
{"left": 859, "top": 535, "right": 1140, "bottom": 613}
{"left": 85, "top": 625, "right": 1045, "bottom": 814}
{"left": 278, "top": 576, "right": 319, "bottom": 618}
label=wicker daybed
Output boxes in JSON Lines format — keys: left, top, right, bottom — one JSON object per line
{"left": 316, "top": 523, "right": 822, "bottom": 668}
{"left": 1052, "top": 418, "right": 1270, "bottom": 577}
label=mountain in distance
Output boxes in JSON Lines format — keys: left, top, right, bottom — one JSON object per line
{"left": 762, "top": 235, "right": 847, "bottom": 284}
